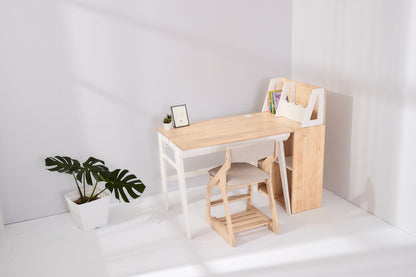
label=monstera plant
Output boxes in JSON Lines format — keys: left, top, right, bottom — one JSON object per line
{"left": 45, "top": 156, "right": 145, "bottom": 203}
{"left": 45, "top": 156, "right": 146, "bottom": 230}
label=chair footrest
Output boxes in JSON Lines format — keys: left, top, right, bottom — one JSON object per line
{"left": 210, "top": 194, "right": 250, "bottom": 207}
{"left": 212, "top": 206, "right": 271, "bottom": 233}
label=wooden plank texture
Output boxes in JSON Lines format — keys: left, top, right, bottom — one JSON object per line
{"left": 215, "top": 208, "right": 271, "bottom": 233}
{"left": 157, "top": 112, "right": 299, "bottom": 151}
{"left": 259, "top": 164, "right": 292, "bottom": 210}
{"left": 291, "top": 125, "right": 325, "bottom": 213}
{"left": 210, "top": 194, "right": 250, "bottom": 207}
{"left": 281, "top": 78, "right": 325, "bottom": 122}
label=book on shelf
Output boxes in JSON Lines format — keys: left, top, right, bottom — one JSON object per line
{"left": 269, "top": 91, "right": 275, "bottom": 113}
{"left": 268, "top": 90, "right": 282, "bottom": 114}
{"left": 272, "top": 90, "right": 283, "bottom": 111}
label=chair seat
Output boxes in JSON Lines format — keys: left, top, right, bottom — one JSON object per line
{"left": 208, "top": 162, "right": 269, "bottom": 187}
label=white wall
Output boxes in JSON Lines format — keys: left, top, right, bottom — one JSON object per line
{"left": 0, "top": 0, "right": 292, "bottom": 224}
{"left": 292, "top": 0, "right": 416, "bottom": 235}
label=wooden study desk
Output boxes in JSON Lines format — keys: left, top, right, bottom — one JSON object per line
{"left": 157, "top": 112, "right": 295, "bottom": 239}
{"left": 157, "top": 78, "right": 326, "bottom": 239}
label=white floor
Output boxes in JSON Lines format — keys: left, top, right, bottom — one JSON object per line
{"left": 1, "top": 187, "right": 416, "bottom": 277}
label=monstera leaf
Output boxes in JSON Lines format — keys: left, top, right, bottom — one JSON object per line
{"left": 45, "top": 156, "right": 81, "bottom": 174}
{"left": 100, "top": 169, "right": 146, "bottom": 202}
{"left": 45, "top": 155, "right": 146, "bottom": 203}
{"left": 75, "top": 157, "right": 108, "bottom": 186}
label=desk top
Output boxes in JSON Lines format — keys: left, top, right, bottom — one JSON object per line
{"left": 157, "top": 112, "right": 301, "bottom": 151}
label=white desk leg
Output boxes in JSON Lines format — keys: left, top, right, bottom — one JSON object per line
{"left": 174, "top": 149, "right": 191, "bottom": 239}
{"left": 276, "top": 140, "right": 292, "bottom": 214}
{"left": 158, "top": 133, "right": 169, "bottom": 210}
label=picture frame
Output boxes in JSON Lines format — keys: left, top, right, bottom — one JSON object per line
{"left": 171, "top": 104, "right": 190, "bottom": 128}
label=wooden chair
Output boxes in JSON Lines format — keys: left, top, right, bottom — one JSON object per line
{"left": 205, "top": 140, "right": 279, "bottom": 246}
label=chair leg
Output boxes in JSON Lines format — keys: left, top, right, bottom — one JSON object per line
{"left": 221, "top": 185, "right": 236, "bottom": 246}
{"left": 265, "top": 179, "right": 279, "bottom": 234}
{"left": 246, "top": 184, "right": 253, "bottom": 210}
{"left": 206, "top": 182, "right": 212, "bottom": 222}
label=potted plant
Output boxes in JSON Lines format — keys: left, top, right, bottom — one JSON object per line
{"left": 45, "top": 156, "right": 145, "bottom": 231}
{"left": 163, "top": 114, "right": 172, "bottom": 130}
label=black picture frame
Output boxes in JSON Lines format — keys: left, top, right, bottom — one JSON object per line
{"left": 171, "top": 104, "right": 190, "bottom": 128}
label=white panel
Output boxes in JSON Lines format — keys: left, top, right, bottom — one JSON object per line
{"left": 275, "top": 100, "right": 307, "bottom": 123}
{"left": 292, "top": 0, "right": 416, "bottom": 235}
{"left": 301, "top": 88, "right": 324, "bottom": 127}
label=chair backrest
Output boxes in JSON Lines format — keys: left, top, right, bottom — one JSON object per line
{"left": 230, "top": 140, "right": 276, "bottom": 163}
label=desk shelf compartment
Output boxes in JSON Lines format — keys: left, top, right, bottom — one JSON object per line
{"left": 259, "top": 124, "right": 325, "bottom": 214}
{"left": 258, "top": 162, "right": 293, "bottom": 211}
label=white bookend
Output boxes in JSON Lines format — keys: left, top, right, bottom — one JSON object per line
{"left": 288, "top": 80, "right": 296, "bottom": 103}
{"left": 301, "top": 88, "right": 325, "bottom": 127}
{"left": 276, "top": 100, "right": 307, "bottom": 123}
{"left": 275, "top": 80, "right": 307, "bottom": 124}
{"left": 273, "top": 80, "right": 325, "bottom": 128}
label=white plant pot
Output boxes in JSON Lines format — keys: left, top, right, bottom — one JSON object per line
{"left": 163, "top": 122, "right": 172, "bottom": 130}
{"left": 64, "top": 188, "right": 111, "bottom": 231}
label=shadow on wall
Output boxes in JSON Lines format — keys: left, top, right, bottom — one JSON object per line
{"left": 352, "top": 177, "right": 375, "bottom": 214}
{"left": 0, "top": 0, "right": 89, "bottom": 224}
{"left": 323, "top": 91, "right": 353, "bottom": 198}
{"left": 291, "top": 1, "right": 416, "bottom": 233}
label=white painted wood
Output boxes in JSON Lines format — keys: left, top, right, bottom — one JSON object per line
{"left": 276, "top": 140, "right": 292, "bottom": 214}
{"left": 174, "top": 148, "right": 192, "bottom": 239}
{"left": 180, "top": 146, "right": 215, "bottom": 158}
{"left": 158, "top": 132, "right": 169, "bottom": 210}
{"left": 182, "top": 137, "right": 277, "bottom": 159}
{"left": 212, "top": 137, "right": 266, "bottom": 152}
{"left": 266, "top": 133, "right": 290, "bottom": 141}
{"left": 301, "top": 88, "right": 325, "bottom": 128}
{"left": 161, "top": 134, "right": 181, "bottom": 151}
{"left": 167, "top": 167, "right": 212, "bottom": 182}
{"left": 162, "top": 153, "right": 176, "bottom": 169}
{"left": 288, "top": 80, "right": 297, "bottom": 103}
{"left": 275, "top": 82, "right": 325, "bottom": 128}
{"left": 281, "top": 81, "right": 289, "bottom": 102}
{"left": 275, "top": 80, "right": 305, "bottom": 122}
{"left": 275, "top": 100, "right": 307, "bottom": 123}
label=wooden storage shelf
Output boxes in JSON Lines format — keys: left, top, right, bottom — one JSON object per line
{"left": 210, "top": 206, "right": 271, "bottom": 233}
{"left": 258, "top": 182, "right": 287, "bottom": 210}
{"left": 260, "top": 78, "right": 326, "bottom": 214}
{"left": 264, "top": 125, "right": 324, "bottom": 214}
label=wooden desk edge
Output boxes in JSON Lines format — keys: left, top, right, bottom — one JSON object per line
{"left": 157, "top": 112, "right": 302, "bottom": 151}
